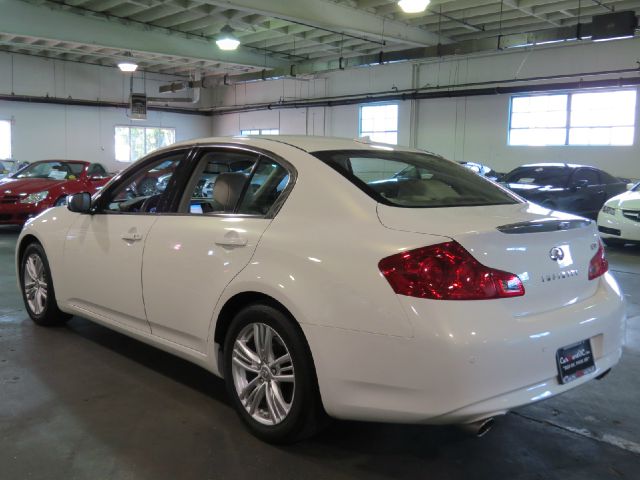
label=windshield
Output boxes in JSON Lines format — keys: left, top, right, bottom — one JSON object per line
{"left": 632, "top": 182, "right": 640, "bottom": 192}
{"left": 312, "top": 150, "right": 518, "bottom": 208}
{"left": 14, "top": 161, "right": 85, "bottom": 180}
{"left": 502, "top": 166, "right": 568, "bottom": 188}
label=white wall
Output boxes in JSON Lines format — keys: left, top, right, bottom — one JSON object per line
{"left": 211, "top": 37, "right": 640, "bottom": 179}
{"left": 0, "top": 52, "right": 211, "bottom": 172}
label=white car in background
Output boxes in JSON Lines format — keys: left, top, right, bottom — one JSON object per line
{"left": 598, "top": 181, "right": 640, "bottom": 246}
{"left": 16, "top": 136, "right": 625, "bottom": 443}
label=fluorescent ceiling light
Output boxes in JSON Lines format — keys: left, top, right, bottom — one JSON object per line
{"left": 398, "top": 0, "right": 430, "bottom": 13}
{"left": 117, "top": 62, "right": 138, "bottom": 72}
{"left": 216, "top": 25, "right": 240, "bottom": 51}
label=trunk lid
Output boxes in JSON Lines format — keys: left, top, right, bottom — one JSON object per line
{"left": 377, "top": 202, "right": 602, "bottom": 316}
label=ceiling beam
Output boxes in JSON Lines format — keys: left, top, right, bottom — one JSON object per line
{"left": 196, "top": 0, "right": 452, "bottom": 46}
{"left": 0, "top": 0, "right": 289, "bottom": 68}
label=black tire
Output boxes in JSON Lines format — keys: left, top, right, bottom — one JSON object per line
{"left": 603, "top": 238, "right": 625, "bottom": 248}
{"left": 223, "top": 303, "right": 326, "bottom": 443}
{"left": 20, "top": 242, "right": 71, "bottom": 326}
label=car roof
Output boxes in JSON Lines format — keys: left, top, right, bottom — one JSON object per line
{"left": 30, "top": 159, "right": 90, "bottom": 165}
{"left": 517, "top": 163, "right": 589, "bottom": 169}
{"left": 172, "top": 135, "right": 424, "bottom": 154}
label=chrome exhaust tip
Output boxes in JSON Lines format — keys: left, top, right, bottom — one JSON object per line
{"left": 459, "top": 417, "right": 495, "bottom": 438}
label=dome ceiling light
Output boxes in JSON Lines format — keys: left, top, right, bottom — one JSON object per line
{"left": 216, "top": 25, "right": 241, "bottom": 51}
{"left": 398, "top": 0, "right": 430, "bottom": 14}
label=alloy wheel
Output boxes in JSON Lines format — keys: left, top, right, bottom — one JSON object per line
{"left": 231, "top": 322, "right": 296, "bottom": 426}
{"left": 23, "top": 253, "right": 48, "bottom": 315}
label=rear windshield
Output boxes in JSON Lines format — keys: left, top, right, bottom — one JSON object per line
{"left": 312, "top": 150, "right": 518, "bottom": 208}
{"left": 502, "top": 166, "right": 568, "bottom": 188}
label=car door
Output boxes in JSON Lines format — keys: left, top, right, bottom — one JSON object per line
{"left": 141, "top": 147, "right": 293, "bottom": 352}
{"left": 60, "top": 150, "right": 188, "bottom": 333}
{"left": 568, "top": 168, "right": 604, "bottom": 218}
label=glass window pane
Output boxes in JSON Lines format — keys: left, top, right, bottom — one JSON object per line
{"left": 569, "top": 90, "right": 636, "bottom": 138}
{"left": 511, "top": 97, "right": 530, "bottom": 112}
{"left": 610, "top": 126, "right": 634, "bottom": 146}
{"left": 0, "top": 120, "right": 12, "bottom": 160}
{"left": 509, "top": 128, "right": 565, "bottom": 146}
{"left": 115, "top": 126, "right": 175, "bottom": 162}
{"left": 360, "top": 104, "right": 398, "bottom": 145}
{"left": 105, "top": 153, "right": 182, "bottom": 213}
{"left": 130, "top": 128, "right": 146, "bottom": 161}
{"left": 568, "top": 128, "right": 591, "bottom": 145}
{"left": 237, "top": 160, "right": 290, "bottom": 215}
{"left": 115, "top": 126, "right": 130, "bottom": 162}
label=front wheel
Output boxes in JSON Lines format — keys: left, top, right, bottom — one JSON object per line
{"left": 223, "top": 304, "right": 325, "bottom": 443}
{"left": 20, "top": 243, "right": 71, "bottom": 326}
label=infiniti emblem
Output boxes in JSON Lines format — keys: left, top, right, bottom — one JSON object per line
{"left": 549, "top": 247, "right": 565, "bottom": 262}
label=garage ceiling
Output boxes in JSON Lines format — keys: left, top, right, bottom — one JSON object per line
{"left": 0, "top": 0, "right": 638, "bottom": 77}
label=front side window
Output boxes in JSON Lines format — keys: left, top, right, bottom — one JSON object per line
{"left": 359, "top": 104, "right": 398, "bottom": 145}
{"left": 509, "top": 89, "right": 636, "bottom": 146}
{"left": 0, "top": 120, "right": 11, "bottom": 160}
{"left": 103, "top": 153, "right": 182, "bottom": 213}
{"left": 115, "top": 126, "right": 176, "bottom": 162}
{"left": 313, "top": 150, "right": 517, "bottom": 208}
{"left": 14, "top": 161, "right": 85, "bottom": 180}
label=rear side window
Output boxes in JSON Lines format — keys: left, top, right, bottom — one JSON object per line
{"left": 312, "top": 150, "right": 517, "bottom": 208}
{"left": 237, "top": 160, "right": 290, "bottom": 215}
{"left": 181, "top": 149, "right": 290, "bottom": 216}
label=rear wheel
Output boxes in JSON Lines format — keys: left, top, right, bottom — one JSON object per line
{"left": 20, "top": 243, "right": 71, "bottom": 326}
{"left": 223, "top": 304, "right": 325, "bottom": 443}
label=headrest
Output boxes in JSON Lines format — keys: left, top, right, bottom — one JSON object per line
{"left": 213, "top": 172, "right": 247, "bottom": 211}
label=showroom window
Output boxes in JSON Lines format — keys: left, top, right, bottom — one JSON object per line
{"left": 240, "top": 129, "right": 279, "bottom": 135}
{"left": 509, "top": 89, "right": 637, "bottom": 146}
{"left": 0, "top": 120, "right": 11, "bottom": 159}
{"left": 359, "top": 103, "right": 398, "bottom": 145}
{"left": 115, "top": 126, "right": 176, "bottom": 162}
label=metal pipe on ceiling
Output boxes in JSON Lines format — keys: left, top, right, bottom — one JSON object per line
{"left": 207, "top": 74, "right": 640, "bottom": 115}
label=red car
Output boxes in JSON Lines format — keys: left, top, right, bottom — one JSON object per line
{"left": 0, "top": 160, "right": 111, "bottom": 226}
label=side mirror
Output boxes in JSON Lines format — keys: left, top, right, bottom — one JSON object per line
{"left": 67, "top": 192, "right": 92, "bottom": 214}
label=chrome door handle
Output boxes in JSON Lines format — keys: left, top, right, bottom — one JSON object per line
{"left": 121, "top": 233, "right": 143, "bottom": 242}
{"left": 215, "top": 232, "right": 248, "bottom": 247}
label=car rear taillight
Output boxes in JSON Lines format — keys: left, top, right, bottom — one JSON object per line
{"left": 588, "top": 241, "right": 608, "bottom": 280}
{"left": 378, "top": 241, "right": 525, "bottom": 300}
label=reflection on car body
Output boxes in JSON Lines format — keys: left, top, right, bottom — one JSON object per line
{"left": 16, "top": 137, "right": 624, "bottom": 443}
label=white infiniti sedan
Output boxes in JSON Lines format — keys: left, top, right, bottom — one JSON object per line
{"left": 598, "top": 182, "right": 640, "bottom": 246}
{"left": 16, "top": 136, "right": 625, "bottom": 442}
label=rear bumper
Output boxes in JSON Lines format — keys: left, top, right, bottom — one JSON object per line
{"left": 0, "top": 203, "right": 47, "bottom": 225}
{"left": 304, "top": 273, "right": 625, "bottom": 424}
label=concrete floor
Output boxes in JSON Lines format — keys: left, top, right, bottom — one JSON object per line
{"left": 1, "top": 225, "right": 639, "bottom": 480}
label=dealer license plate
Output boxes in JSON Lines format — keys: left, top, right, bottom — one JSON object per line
{"left": 556, "top": 339, "right": 596, "bottom": 384}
